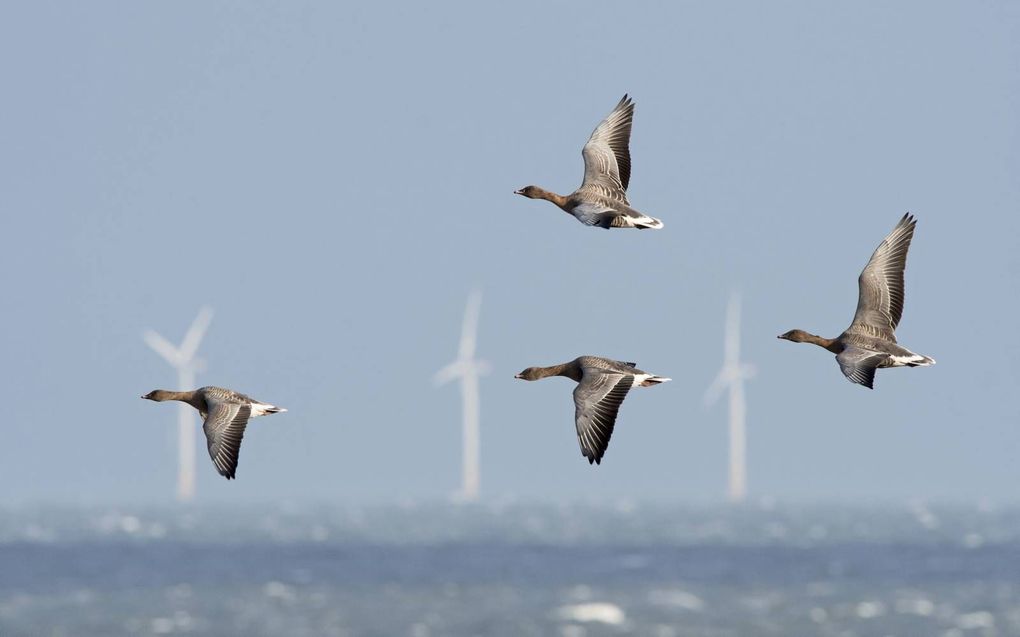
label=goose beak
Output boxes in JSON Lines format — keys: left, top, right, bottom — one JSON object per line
{"left": 514, "top": 373, "right": 523, "bottom": 379}
{"left": 513, "top": 188, "right": 524, "bottom": 196}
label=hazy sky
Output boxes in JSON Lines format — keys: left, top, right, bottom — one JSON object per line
{"left": 2, "top": 2, "right": 1018, "bottom": 505}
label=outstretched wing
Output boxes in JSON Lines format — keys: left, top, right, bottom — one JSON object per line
{"left": 202, "top": 401, "right": 252, "bottom": 479}
{"left": 836, "top": 347, "right": 888, "bottom": 390}
{"left": 572, "top": 371, "right": 633, "bottom": 464}
{"left": 570, "top": 201, "right": 619, "bottom": 228}
{"left": 849, "top": 214, "right": 916, "bottom": 339}
{"left": 580, "top": 95, "right": 635, "bottom": 199}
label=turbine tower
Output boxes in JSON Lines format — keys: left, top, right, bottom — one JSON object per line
{"left": 143, "top": 307, "right": 213, "bottom": 503}
{"left": 705, "top": 293, "right": 755, "bottom": 503}
{"left": 434, "top": 290, "right": 490, "bottom": 502}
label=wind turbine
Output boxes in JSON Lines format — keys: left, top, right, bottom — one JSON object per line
{"left": 705, "top": 293, "right": 755, "bottom": 503}
{"left": 434, "top": 290, "right": 490, "bottom": 502}
{"left": 143, "top": 307, "right": 213, "bottom": 503}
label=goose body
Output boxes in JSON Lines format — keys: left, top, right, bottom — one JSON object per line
{"left": 515, "top": 95, "right": 664, "bottom": 230}
{"left": 778, "top": 213, "right": 935, "bottom": 389}
{"left": 142, "top": 386, "right": 286, "bottom": 479}
{"left": 515, "top": 356, "right": 670, "bottom": 464}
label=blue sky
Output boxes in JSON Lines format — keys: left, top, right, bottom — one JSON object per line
{"left": 1, "top": 2, "right": 1018, "bottom": 504}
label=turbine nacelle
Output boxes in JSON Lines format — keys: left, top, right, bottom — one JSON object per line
{"left": 704, "top": 362, "right": 756, "bottom": 407}
{"left": 189, "top": 357, "right": 208, "bottom": 375}
{"left": 143, "top": 306, "right": 214, "bottom": 373}
{"left": 434, "top": 359, "right": 492, "bottom": 386}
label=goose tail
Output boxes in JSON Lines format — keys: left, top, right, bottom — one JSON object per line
{"left": 634, "top": 215, "right": 664, "bottom": 230}
{"left": 891, "top": 353, "right": 936, "bottom": 367}
{"left": 638, "top": 375, "right": 672, "bottom": 387}
{"left": 251, "top": 402, "right": 287, "bottom": 417}
{"left": 907, "top": 355, "right": 935, "bottom": 367}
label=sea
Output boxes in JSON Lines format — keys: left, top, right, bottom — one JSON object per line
{"left": 1, "top": 500, "right": 1018, "bottom": 636}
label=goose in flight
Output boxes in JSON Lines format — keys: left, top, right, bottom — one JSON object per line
{"left": 142, "top": 386, "right": 286, "bottom": 479}
{"left": 778, "top": 213, "right": 935, "bottom": 389}
{"left": 515, "top": 356, "right": 670, "bottom": 464}
{"left": 514, "top": 95, "right": 664, "bottom": 230}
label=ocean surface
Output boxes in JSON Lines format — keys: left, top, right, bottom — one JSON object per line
{"left": 1, "top": 501, "right": 1018, "bottom": 636}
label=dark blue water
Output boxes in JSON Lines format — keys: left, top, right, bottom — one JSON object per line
{"left": 1, "top": 502, "right": 1018, "bottom": 636}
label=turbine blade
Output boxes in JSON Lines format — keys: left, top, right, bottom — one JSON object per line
{"left": 434, "top": 361, "right": 463, "bottom": 386}
{"left": 458, "top": 290, "right": 482, "bottom": 359}
{"left": 179, "top": 306, "right": 214, "bottom": 361}
{"left": 703, "top": 368, "right": 729, "bottom": 407}
{"left": 143, "top": 330, "right": 183, "bottom": 366}
{"left": 724, "top": 293, "right": 741, "bottom": 365}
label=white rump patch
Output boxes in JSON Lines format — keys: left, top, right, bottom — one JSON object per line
{"left": 624, "top": 214, "right": 663, "bottom": 229}
{"left": 634, "top": 374, "right": 671, "bottom": 387}
{"left": 250, "top": 402, "right": 286, "bottom": 417}
{"left": 889, "top": 354, "right": 933, "bottom": 367}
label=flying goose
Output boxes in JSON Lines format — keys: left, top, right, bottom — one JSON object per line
{"left": 514, "top": 95, "right": 664, "bottom": 229}
{"left": 142, "top": 386, "right": 286, "bottom": 479}
{"left": 778, "top": 213, "right": 935, "bottom": 389}
{"left": 515, "top": 356, "right": 670, "bottom": 464}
